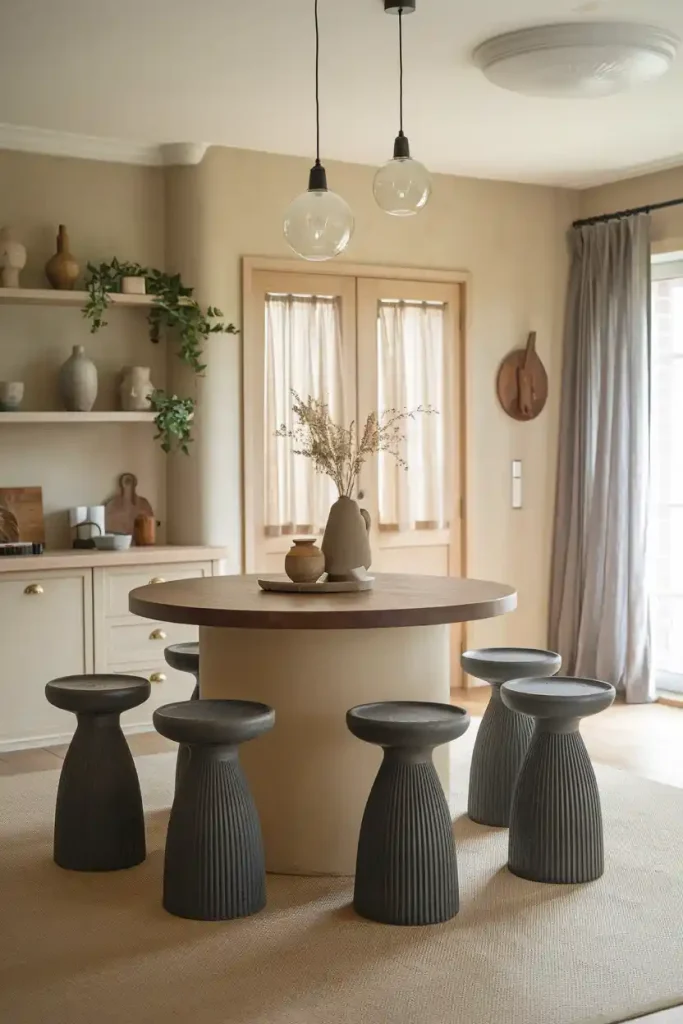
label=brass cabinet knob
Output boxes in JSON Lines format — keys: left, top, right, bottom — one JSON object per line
{"left": 24, "top": 583, "right": 44, "bottom": 595}
{"left": 149, "top": 628, "right": 167, "bottom": 641}
{"left": 149, "top": 576, "right": 165, "bottom": 585}
{"left": 149, "top": 672, "right": 166, "bottom": 684}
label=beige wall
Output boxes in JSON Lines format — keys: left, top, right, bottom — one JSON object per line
{"left": 581, "top": 166, "right": 683, "bottom": 247}
{"left": 166, "top": 146, "right": 578, "bottom": 649}
{"left": 0, "top": 150, "right": 166, "bottom": 546}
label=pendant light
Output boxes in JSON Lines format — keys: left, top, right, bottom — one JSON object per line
{"left": 373, "top": 1, "right": 431, "bottom": 217}
{"left": 283, "top": 0, "right": 354, "bottom": 261}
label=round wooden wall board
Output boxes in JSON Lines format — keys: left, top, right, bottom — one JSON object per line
{"left": 496, "top": 347, "right": 548, "bottom": 421}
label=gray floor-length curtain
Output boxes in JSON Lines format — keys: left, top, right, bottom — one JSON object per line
{"left": 549, "top": 213, "right": 654, "bottom": 703}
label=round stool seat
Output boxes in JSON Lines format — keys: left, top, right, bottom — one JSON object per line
{"left": 154, "top": 697, "right": 275, "bottom": 922}
{"left": 462, "top": 647, "right": 561, "bottom": 683}
{"left": 347, "top": 700, "right": 470, "bottom": 926}
{"left": 45, "top": 673, "right": 150, "bottom": 872}
{"left": 154, "top": 700, "right": 274, "bottom": 747}
{"left": 46, "top": 674, "right": 150, "bottom": 715}
{"left": 501, "top": 677, "right": 615, "bottom": 720}
{"left": 346, "top": 701, "right": 470, "bottom": 749}
{"left": 462, "top": 647, "right": 561, "bottom": 828}
{"left": 502, "top": 675, "right": 616, "bottom": 884}
{"left": 164, "top": 642, "right": 199, "bottom": 676}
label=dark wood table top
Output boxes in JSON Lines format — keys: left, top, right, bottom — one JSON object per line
{"left": 129, "top": 573, "right": 517, "bottom": 631}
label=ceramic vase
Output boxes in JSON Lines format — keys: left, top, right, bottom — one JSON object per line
{"left": 0, "top": 227, "right": 27, "bottom": 288}
{"left": 321, "top": 496, "right": 372, "bottom": 581}
{"left": 59, "top": 345, "right": 98, "bottom": 412}
{"left": 45, "top": 225, "right": 79, "bottom": 290}
{"left": 284, "top": 538, "right": 325, "bottom": 584}
{"left": 120, "top": 366, "right": 154, "bottom": 411}
{"left": 0, "top": 381, "right": 24, "bottom": 411}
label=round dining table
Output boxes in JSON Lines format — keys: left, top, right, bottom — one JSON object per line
{"left": 130, "top": 572, "right": 516, "bottom": 876}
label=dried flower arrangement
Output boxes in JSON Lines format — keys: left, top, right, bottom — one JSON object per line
{"left": 276, "top": 390, "right": 437, "bottom": 498}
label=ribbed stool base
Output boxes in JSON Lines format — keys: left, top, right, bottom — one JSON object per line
{"left": 354, "top": 751, "right": 458, "bottom": 925}
{"left": 508, "top": 727, "right": 604, "bottom": 884}
{"left": 468, "top": 685, "right": 533, "bottom": 827}
{"left": 164, "top": 747, "right": 266, "bottom": 921}
{"left": 54, "top": 714, "right": 145, "bottom": 871}
{"left": 174, "top": 680, "right": 199, "bottom": 798}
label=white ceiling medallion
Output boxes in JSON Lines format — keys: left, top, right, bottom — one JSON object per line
{"left": 473, "top": 23, "right": 679, "bottom": 99}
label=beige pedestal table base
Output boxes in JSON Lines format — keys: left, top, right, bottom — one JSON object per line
{"left": 129, "top": 573, "right": 517, "bottom": 878}
{"left": 199, "top": 622, "right": 451, "bottom": 875}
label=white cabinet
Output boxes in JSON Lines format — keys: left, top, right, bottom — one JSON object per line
{"left": 0, "top": 553, "right": 221, "bottom": 751}
{"left": 0, "top": 569, "right": 93, "bottom": 748}
{"left": 93, "top": 561, "right": 212, "bottom": 731}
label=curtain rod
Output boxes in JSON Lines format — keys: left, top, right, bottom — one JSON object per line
{"left": 573, "top": 196, "right": 683, "bottom": 229}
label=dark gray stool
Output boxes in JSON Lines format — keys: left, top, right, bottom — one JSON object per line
{"left": 45, "top": 674, "right": 150, "bottom": 871}
{"left": 501, "top": 677, "right": 615, "bottom": 884}
{"left": 153, "top": 699, "right": 275, "bottom": 921}
{"left": 462, "top": 647, "right": 561, "bottom": 827}
{"left": 163, "top": 642, "right": 200, "bottom": 793}
{"left": 347, "top": 701, "right": 470, "bottom": 926}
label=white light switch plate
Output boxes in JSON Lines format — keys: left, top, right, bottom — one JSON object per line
{"left": 512, "top": 460, "right": 522, "bottom": 508}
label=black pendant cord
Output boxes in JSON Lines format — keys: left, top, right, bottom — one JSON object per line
{"left": 314, "top": 0, "right": 320, "bottom": 166}
{"left": 307, "top": 0, "right": 327, "bottom": 190}
{"left": 573, "top": 196, "right": 683, "bottom": 229}
{"left": 398, "top": 8, "right": 404, "bottom": 137}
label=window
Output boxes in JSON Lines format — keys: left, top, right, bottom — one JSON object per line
{"left": 651, "top": 267, "right": 683, "bottom": 693}
{"left": 264, "top": 292, "right": 344, "bottom": 536}
{"left": 376, "top": 300, "right": 449, "bottom": 530}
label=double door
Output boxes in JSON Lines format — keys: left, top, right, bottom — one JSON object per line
{"left": 244, "top": 268, "right": 462, "bottom": 594}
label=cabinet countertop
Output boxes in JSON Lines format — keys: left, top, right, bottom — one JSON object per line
{"left": 0, "top": 546, "right": 228, "bottom": 574}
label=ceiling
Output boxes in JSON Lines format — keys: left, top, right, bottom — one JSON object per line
{"left": 1, "top": 0, "right": 683, "bottom": 188}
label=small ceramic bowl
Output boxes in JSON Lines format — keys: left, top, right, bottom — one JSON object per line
{"left": 0, "top": 381, "right": 24, "bottom": 411}
{"left": 94, "top": 533, "right": 133, "bottom": 551}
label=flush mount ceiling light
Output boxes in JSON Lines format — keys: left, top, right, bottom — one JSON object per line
{"left": 283, "top": 0, "right": 354, "bottom": 261}
{"left": 473, "top": 22, "right": 679, "bottom": 99}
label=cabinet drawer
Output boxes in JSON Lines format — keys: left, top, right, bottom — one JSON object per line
{"left": 100, "top": 562, "right": 212, "bottom": 619}
{"left": 120, "top": 664, "right": 198, "bottom": 730}
{"left": 106, "top": 620, "right": 198, "bottom": 669}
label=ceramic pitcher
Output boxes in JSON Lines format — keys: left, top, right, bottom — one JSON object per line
{"left": 321, "top": 496, "right": 372, "bottom": 581}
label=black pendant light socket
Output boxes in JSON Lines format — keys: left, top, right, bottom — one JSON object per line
{"left": 308, "top": 161, "right": 328, "bottom": 191}
{"left": 383, "top": 1, "right": 416, "bottom": 13}
{"left": 393, "top": 132, "right": 411, "bottom": 159}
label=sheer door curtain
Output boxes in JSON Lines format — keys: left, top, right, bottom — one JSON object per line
{"left": 377, "top": 300, "right": 449, "bottom": 532}
{"left": 264, "top": 293, "right": 344, "bottom": 536}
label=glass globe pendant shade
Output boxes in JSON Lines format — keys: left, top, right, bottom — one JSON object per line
{"left": 373, "top": 133, "right": 431, "bottom": 217}
{"left": 284, "top": 163, "right": 354, "bottom": 261}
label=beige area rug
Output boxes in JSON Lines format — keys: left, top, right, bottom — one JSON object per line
{"left": 1, "top": 739, "right": 682, "bottom": 1024}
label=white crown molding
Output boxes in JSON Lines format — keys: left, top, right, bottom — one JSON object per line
{"left": 0, "top": 124, "right": 208, "bottom": 167}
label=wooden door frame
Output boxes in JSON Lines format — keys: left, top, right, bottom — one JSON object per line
{"left": 242, "top": 255, "right": 471, "bottom": 669}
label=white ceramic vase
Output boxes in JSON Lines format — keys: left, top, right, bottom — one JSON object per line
{"left": 0, "top": 227, "right": 27, "bottom": 288}
{"left": 59, "top": 345, "right": 98, "bottom": 412}
{"left": 120, "top": 366, "right": 154, "bottom": 411}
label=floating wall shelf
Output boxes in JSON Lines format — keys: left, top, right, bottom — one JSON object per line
{"left": 0, "top": 411, "right": 157, "bottom": 423}
{"left": 0, "top": 289, "right": 155, "bottom": 308}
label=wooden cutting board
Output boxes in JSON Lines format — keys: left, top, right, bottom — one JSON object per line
{"left": 0, "top": 487, "right": 45, "bottom": 543}
{"left": 104, "top": 473, "right": 154, "bottom": 535}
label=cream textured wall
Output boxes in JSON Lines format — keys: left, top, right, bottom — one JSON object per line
{"left": 580, "top": 166, "right": 683, "bottom": 245}
{"left": 166, "top": 146, "right": 578, "bottom": 649}
{"left": 0, "top": 150, "right": 166, "bottom": 547}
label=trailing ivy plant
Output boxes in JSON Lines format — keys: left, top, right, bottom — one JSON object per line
{"left": 82, "top": 260, "right": 238, "bottom": 453}
{"left": 149, "top": 391, "right": 195, "bottom": 455}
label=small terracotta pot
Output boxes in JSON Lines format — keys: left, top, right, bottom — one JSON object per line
{"left": 284, "top": 538, "right": 325, "bottom": 584}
